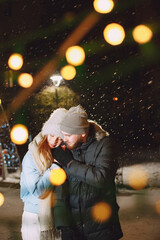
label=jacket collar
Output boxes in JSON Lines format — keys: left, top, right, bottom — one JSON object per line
{"left": 73, "top": 121, "right": 109, "bottom": 152}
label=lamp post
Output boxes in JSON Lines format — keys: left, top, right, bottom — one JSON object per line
{"left": 50, "top": 74, "right": 63, "bottom": 108}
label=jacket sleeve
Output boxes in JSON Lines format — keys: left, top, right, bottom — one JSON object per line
{"left": 67, "top": 137, "right": 118, "bottom": 188}
{"left": 21, "top": 151, "right": 55, "bottom": 198}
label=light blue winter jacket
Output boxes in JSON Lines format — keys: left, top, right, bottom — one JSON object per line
{"left": 20, "top": 150, "right": 57, "bottom": 214}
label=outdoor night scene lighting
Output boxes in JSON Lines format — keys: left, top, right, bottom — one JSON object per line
{"left": 18, "top": 73, "right": 33, "bottom": 88}
{"left": 103, "top": 23, "right": 125, "bottom": 45}
{"left": 60, "top": 65, "right": 76, "bottom": 80}
{"left": 0, "top": 0, "right": 160, "bottom": 238}
{"left": 65, "top": 45, "right": 85, "bottom": 66}
{"left": 93, "top": 0, "right": 114, "bottom": 14}
{"left": 8, "top": 53, "right": 23, "bottom": 71}
{"left": 10, "top": 124, "right": 29, "bottom": 145}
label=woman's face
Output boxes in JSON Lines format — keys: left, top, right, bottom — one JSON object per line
{"left": 47, "top": 134, "right": 62, "bottom": 149}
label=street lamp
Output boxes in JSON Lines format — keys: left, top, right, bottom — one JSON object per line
{"left": 50, "top": 74, "right": 63, "bottom": 108}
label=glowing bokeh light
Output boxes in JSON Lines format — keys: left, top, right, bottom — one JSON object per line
{"left": 91, "top": 202, "right": 112, "bottom": 222}
{"left": 65, "top": 46, "right": 85, "bottom": 66}
{"left": 18, "top": 73, "right": 33, "bottom": 88}
{"left": 93, "top": 0, "right": 114, "bottom": 14}
{"left": 155, "top": 199, "right": 160, "bottom": 215}
{"left": 132, "top": 25, "right": 153, "bottom": 44}
{"left": 60, "top": 65, "right": 76, "bottom": 80}
{"left": 113, "top": 97, "right": 118, "bottom": 101}
{"left": 49, "top": 168, "right": 67, "bottom": 186}
{"left": 0, "top": 193, "right": 5, "bottom": 207}
{"left": 103, "top": 23, "right": 125, "bottom": 45}
{"left": 10, "top": 124, "right": 29, "bottom": 145}
{"left": 128, "top": 167, "right": 148, "bottom": 190}
{"left": 8, "top": 53, "right": 23, "bottom": 70}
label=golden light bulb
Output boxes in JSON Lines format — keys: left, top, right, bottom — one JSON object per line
{"left": 91, "top": 202, "right": 112, "bottom": 222}
{"left": 18, "top": 73, "right": 33, "bottom": 88}
{"left": 10, "top": 124, "right": 29, "bottom": 145}
{"left": 93, "top": 0, "right": 114, "bottom": 14}
{"left": 103, "top": 23, "right": 125, "bottom": 45}
{"left": 128, "top": 167, "right": 148, "bottom": 190}
{"left": 65, "top": 46, "right": 85, "bottom": 66}
{"left": 0, "top": 193, "right": 5, "bottom": 207}
{"left": 8, "top": 53, "right": 23, "bottom": 70}
{"left": 60, "top": 65, "right": 76, "bottom": 80}
{"left": 155, "top": 199, "right": 160, "bottom": 215}
{"left": 132, "top": 24, "right": 153, "bottom": 44}
{"left": 113, "top": 97, "right": 118, "bottom": 101}
{"left": 49, "top": 168, "right": 67, "bottom": 186}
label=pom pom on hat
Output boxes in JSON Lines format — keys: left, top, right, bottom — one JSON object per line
{"left": 60, "top": 105, "right": 90, "bottom": 134}
{"left": 42, "top": 108, "right": 67, "bottom": 139}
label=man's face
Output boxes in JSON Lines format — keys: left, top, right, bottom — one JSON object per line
{"left": 61, "top": 131, "right": 83, "bottom": 150}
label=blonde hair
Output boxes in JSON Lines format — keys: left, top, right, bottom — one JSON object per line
{"left": 38, "top": 135, "right": 53, "bottom": 172}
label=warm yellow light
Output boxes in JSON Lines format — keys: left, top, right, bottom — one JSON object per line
{"left": 103, "top": 23, "right": 125, "bottom": 45}
{"left": 60, "top": 65, "right": 76, "bottom": 80}
{"left": 65, "top": 46, "right": 85, "bottom": 66}
{"left": 155, "top": 199, "right": 160, "bottom": 215}
{"left": 113, "top": 97, "right": 118, "bottom": 101}
{"left": 93, "top": 0, "right": 114, "bottom": 14}
{"left": 0, "top": 99, "right": 1, "bottom": 105}
{"left": 0, "top": 193, "right": 5, "bottom": 207}
{"left": 49, "top": 168, "right": 67, "bottom": 186}
{"left": 132, "top": 25, "right": 153, "bottom": 44}
{"left": 91, "top": 202, "right": 112, "bottom": 222}
{"left": 128, "top": 167, "right": 148, "bottom": 190}
{"left": 18, "top": 73, "right": 33, "bottom": 88}
{"left": 10, "top": 124, "right": 29, "bottom": 145}
{"left": 8, "top": 53, "right": 23, "bottom": 70}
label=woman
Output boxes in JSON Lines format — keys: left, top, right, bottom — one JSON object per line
{"left": 20, "top": 108, "right": 67, "bottom": 240}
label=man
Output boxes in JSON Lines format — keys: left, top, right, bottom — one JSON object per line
{"left": 52, "top": 105, "right": 123, "bottom": 240}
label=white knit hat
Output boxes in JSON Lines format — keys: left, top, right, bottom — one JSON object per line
{"left": 42, "top": 108, "right": 67, "bottom": 138}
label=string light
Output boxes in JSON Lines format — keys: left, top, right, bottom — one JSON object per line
{"left": 93, "top": 0, "right": 114, "bottom": 14}
{"left": 66, "top": 46, "right": 85, "bottom": 66}
{"left": 0, "top": 193, "right": 5, "bottom": 207}
{"left": 49, "top": 168, "right": 67, "bottom": 186}
{"left": 10, "top": 124, "right": 29, "bottom": 145}
{"left": 128, "top": 167, "right": 148, "bottom": 190}
{"left": 91, "top": 201, "right": 112, "bottom": 222}
{"left": 18, "top": 73, "right": 33, "bottom": 88}
{"left": 132, "top": 24, "right": 153, "bottom": 44}
{"left": 8, "top": 53, "right": 23, "bottom": 70}
{"left": 103, "top": 23, "right": 125, "bottom": 45}
{"left": 60, "top": 65, "right": 76, "bottom": 80}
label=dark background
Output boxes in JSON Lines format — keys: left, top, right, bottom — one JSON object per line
{"left": 0, "top": 0, "right": 160, "bottom": 164}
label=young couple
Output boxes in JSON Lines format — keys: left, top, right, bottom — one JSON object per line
{"left": 20, "top": 105, "right": 123, "bottom": 240}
